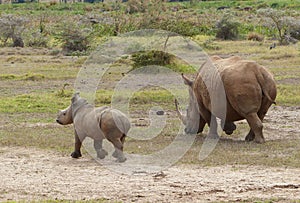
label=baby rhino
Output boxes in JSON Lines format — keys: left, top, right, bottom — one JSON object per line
{"left": 56, "top": 93, "right": 130, "bottom": 162}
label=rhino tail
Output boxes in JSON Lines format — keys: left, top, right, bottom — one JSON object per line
{"left": 256, "top": 68, "right": 276, "bottom": 105}
{"left": 110, "top": 109, "right": 131, "bottom": 135}
{"left": 98, "top": 109, "right": 106, "bottom": 131}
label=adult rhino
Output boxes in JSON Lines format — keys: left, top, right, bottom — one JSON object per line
{"left": 56, "top": 93, "right": 130, "bottom": 162}
{"left": 176, "top": 55, "right": 276, "bottom": 143}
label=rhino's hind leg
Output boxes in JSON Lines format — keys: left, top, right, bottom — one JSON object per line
{"left": 245, "top": 113, "right": 265, "bottom": 143}
{"left": 109, "top": 137, "right": 126, "bottom": 163}
{"left": 112, "top": 134, "right": 126, "bottom": 160}
{"left": 94, "top": 139, "right": 108, "bottom": 159}
{"left": 245, "top": 98, "right": 271, "bottom": 142}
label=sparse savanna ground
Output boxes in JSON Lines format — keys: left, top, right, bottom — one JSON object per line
{"left": 0, "top": 1, "right": 300, "bottom": 203}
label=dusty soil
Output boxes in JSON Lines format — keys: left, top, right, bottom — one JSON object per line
{"left": 1, "top": 106, "right": 300, "bottom": 202}
{"left": 0, "top": 146, "right": 300, "bottom": 202}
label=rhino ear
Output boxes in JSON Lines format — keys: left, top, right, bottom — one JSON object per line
{"left": 71, "top": 92, "right": 80, "bottom": 103}
{"left": 182, "top": 73, "right": 193, "bottom": 87}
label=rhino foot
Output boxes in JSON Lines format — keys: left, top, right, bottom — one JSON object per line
{"left": 112, "top": 150, "right": 118, "bottom": 158}
{"left": 254, "top": 136, "right": 265, "bottom": 144}
{"left": 245, "top": 132, "right": 255, "bottom": 142}
{"left": 71, "top": 150, "right": 82, "bottom": 158}
{"left": 97, "top": 149, "right": 108, "bottom": 159}
{"left": 117, "top": 156, "right": 127, "bottom": 163}
{"left": 184, "top": 128, "right": 198, "bottom": 135}
{"left": 207, "top": 133, "right": 219, "bottom": 139}
{"left": 112, "top": 150, "right": 126, "bottom": 162}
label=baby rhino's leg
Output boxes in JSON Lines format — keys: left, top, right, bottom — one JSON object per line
{"left": 109, "top": 136, "right": 126, "bottom": 163}
{"left": 71, "top": 131, "right": 82, "bottom": 158}
{"left": 94, "top": 139, "right": 108, "bottom": 159}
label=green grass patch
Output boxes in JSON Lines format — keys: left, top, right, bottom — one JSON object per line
{"left": 96, "top": 88, "right": 183, "bottom": 106}
{"left": 0, "top": 73, "right": 45, "bottom": 81}
{"left": 0, "top": 88, "right": 180, "bottom": 113}
{"left": 0, "top": 92, "right": 71, "bottom": 113}
{"left": 131, "top": 88, "right": 174, "bottom": 105}
{"left": 276, "top": 84, "right": 300, "bottom": 106}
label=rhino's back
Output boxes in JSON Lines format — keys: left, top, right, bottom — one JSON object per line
{"left": 73, "top": 106, "right": 105, "bottom": 140}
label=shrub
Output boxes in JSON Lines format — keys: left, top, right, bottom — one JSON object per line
{"left": 0, "top": 14, "right": 27, "bottom": 47}
{"left": 126, "top": 0, "right": 147, "bottom": 14}
{"left": 289, "top": 20, "right": 300, "bottom": 40}
{"left": 126, "top": 0, "right": 166, "bottom": 14}
{"left": 55, "top": 22, "right": 92, "bottom": 54}
{"left": 26, "top": 31, "right": 49, "bottom": 48}
{"left": 215, "top": 15, "right": 240, "bottom": 40}
{"left": 202, "top": 38, "right": 221, "bottom": 50}
{"left": 131, "top": 50, "right": 173, "bottom": 69}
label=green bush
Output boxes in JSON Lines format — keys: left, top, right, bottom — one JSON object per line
{"left": 215, "top": 15, "right": 240, "bottom": 40}
{"left": 26, "top": 31, "right": 49, "bottom": 48}
{"left": 54, "top": 22, "right": 92, "bottom": 54}
{"left": 0, "top": 14, "right": 27, "bottom": 47}
{"left": 126, "top": 0, "right": 166, "bottom": 14}
{"left": 131, "top": 50, "right": 172, "bottom": 69}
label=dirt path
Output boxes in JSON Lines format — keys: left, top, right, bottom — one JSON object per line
{"left": 0, "top": 146, "right": 299, "bottom": 202}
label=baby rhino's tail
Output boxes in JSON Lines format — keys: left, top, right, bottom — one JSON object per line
{"left": 110, "top": 109, "right": 131, "bottom": 135}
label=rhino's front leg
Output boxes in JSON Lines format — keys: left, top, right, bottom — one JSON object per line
{"left": 245, "top": 129, "right": 255, "bottom": 141}
{"left": 71, "top": 130, "right": 82, "bottom": 158}
{"left": 197, "top": 115, "right": 207, "bottom": 134}
{"left": 94, "top": 139, "right": 108, "bottom": 159}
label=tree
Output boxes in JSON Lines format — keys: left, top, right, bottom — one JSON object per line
{"left": 258, "top": 8, "right": 298, "bottom": 44}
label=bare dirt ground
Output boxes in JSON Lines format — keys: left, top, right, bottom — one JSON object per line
{"left": 1, "top": 146, "right": 300, "bottom": 203}
{"left": 0, "top": 106, "right": 300, "bottom": 203}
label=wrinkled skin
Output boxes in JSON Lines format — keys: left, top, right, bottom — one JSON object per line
{"left": 176, "top": 56, "right": 276, "bottom": 143}
{"left": 56, "top": 93, "right": 131, "bottom": 162}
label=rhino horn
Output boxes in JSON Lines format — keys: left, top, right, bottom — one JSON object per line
{"left": 174, "top": 98, "right": 186, "bottom": 125}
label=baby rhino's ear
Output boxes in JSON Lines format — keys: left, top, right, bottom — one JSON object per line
{"left": 71, "top": 92, "right": 80, "bottom": 103}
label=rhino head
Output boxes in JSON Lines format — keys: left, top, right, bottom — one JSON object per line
{"left": 175, "top": 74, "right": 201, "bottom": 134}
{"left": 56, "top": 105, "right": 73, "bottom": 125}
{"left": 56, "top": 92, "right": 80, "bottom": 125}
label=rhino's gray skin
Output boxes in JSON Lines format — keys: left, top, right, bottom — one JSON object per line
{"left": 56, "top": 93, "right": 130, "bottom": 162}
{"left": 176, "top": 56, "right": 276, "bottom": 143}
